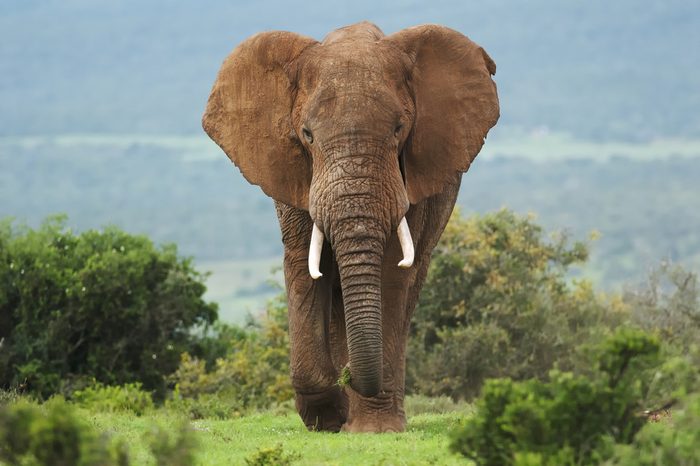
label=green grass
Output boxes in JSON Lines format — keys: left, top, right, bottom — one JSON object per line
{"left": 84, "top": 408, "right": 468, "bottom": 465}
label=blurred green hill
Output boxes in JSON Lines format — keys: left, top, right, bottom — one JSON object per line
{"left": 3, "top": 136, "right": 699, "bottom": 300}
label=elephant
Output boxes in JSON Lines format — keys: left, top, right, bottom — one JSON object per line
{"left": 203, "top": 21, "right": 499, "bottom": 433}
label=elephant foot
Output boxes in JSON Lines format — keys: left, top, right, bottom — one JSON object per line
{"left": 342, "top": 390, "right": 406, "bottom": 433}
{"left": 295, "top": 387, "right": 348, "bottom": 432}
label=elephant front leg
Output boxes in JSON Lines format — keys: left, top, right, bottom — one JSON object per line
{"left": 276, "top": 202, "right": 347, "bottom": 432}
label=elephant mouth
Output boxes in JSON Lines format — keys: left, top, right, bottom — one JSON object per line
{"left": 307, "top": 218, "right": 414, "bottom": 279}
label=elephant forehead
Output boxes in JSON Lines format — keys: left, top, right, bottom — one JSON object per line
{"left": 300, "top": 40, "right": 406, "bottom": 88}
{"left": 304, "top": 82, "right": 400, "bottom": 126}
{"left": 306, "top": 55, "right": 404, "bottom": 100}
{"left": 294, "top": 43, "right": 413, "bottom": 129}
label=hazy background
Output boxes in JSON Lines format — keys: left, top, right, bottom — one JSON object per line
{"left": 2, "top": 0, "right": 699, "bottom": 321}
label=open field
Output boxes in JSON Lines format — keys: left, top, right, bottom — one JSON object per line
{"left": 85, "top": 409, "right": 467, "bottom": 465}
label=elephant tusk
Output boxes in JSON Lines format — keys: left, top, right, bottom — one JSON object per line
{"left": 308, "top": 223, "right": 324, "bottom": 279}
{"left": 397, "top": 217, "right": 414, "bottom": 268}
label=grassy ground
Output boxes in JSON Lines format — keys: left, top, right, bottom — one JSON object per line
{"left": 86, "top": 408, "right": 469, "bottom": 465}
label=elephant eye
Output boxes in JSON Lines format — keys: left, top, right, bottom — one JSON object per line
{"left": 302, "top": 127, "right": 314, "bottom": 144}
{"left": 394, "top": 124, "right": 403, "bottom": 138}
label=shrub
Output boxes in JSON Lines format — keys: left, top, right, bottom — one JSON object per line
{"left": 408, "top": 209, "right": 626, "bottom": 400}
{"left": 245, "top": 443, "right": 298, "bottom": 466}
{"left": 189, "top": 321, "right": 250, "bottom": 370}
{"left": 168, "top": 293, "right": 293, "bottom": 416}
{"left": 0, "top": 397, "right": 198, "bottom": 466}
{"left": 0, "top": 215, "right": 218, "bottom": 398}
{"left": 166, "top": 383, "right": 244, "bottom": 420}
{"left": 0, "top": 397, "right": 129, "bottom": 466}
{"left": 147, "top": 423, "right": 198, "bottom": 466}
{"left": 450, "top": 329, "right": 660, "bottom": 466}
{"left": 72, "top": 381, "right": 154, "bottom": 416}
{"left": 642, "top": 347, "right": 700, "bottom": 409}
{"left": 606, "top": 393, "right": 700, "bottom": 466}
{"left": 626, "top": 262, "right": 700, "bottom": 349}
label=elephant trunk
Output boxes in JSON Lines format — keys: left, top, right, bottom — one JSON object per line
{"left": 332, "top": 219, "right": 385, "bottom": 397}
{"left": 307, "top": 145, "right": 410, "bottom": 397}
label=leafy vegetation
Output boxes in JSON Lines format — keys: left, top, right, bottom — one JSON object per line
{"left": 0, "top": 216, "right": 218, "bottom": 398}
{"left": 72, "top": 382, "right": 154, "bottom": 416}
{"left": 0, "top": 394, "right": 470, "bottom": 465}
{"left": 0, "top": 398, "right": 128, "bottom": 466}
{"left": 147, "top": 423, "right": 198, "bottom": 466}
{"left": 336, "top": 366, "right": 352, "bottom": 388}
{"left": 626, "top": 261, "right": 700, "bottom": 352}
{"left": 408, "top": 209, "right": 623, "bottom": 400}
{"left": 167, "top": 293, "right": 293, "bottom": 418}
{"left": 244, "top": 444, "right": 299, "bottom": 466}
{"left": 606, "top": 393, "right": 700, "bottom": 466}
{"left": 407, "top": 210, "right": 700, "bottom": 463}
{"left": 450, "top": 330, "right": 688, "bottom": 465}
{"left": 2, "top": 209, "right": 700, "bottom": 464}
{"left": 0, "top": 397, "right": 197, "bottom": 466}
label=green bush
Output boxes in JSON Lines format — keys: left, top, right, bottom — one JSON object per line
{"left": 624, "top": 263, "right": 700, "bottom": 406}
{"left": 245, "top": 443, "right": 298, "bottom": 466}
{"left": 166, "top": 387, "right": 244, "bottom": 420}
{"left": 72, "top": 381, "right": 154, "bottom": 416}
{"left": 642, "top": 347, "right": 700, "bottom": 410}
{"left": 409, "top": 209, "right": 626, "bottom": 400}
{"left": 606, "top": 393, "right": 700, "bottom": 466}
{"left": 0, "top": 397, "right": 198, "bottom": 466}
{"left": 168, "top": 293, "right": 293, "bottom": 417}
{"left": 626, "top": 262, "right": 700, "bottom": 349}
{"left": 0, "top": 215, "right": 218, "bottom": 398}
{"left": 189, "top": 320, "right": 250, "bottom": 370}
{"left": 450, "top": 329, "right": 660, "bottom": 466}
{"left": 0, "top": 397, "right": 129, "bottom": 466}
{"left": 147, "top": 423, "right": 198, "bottom": 466}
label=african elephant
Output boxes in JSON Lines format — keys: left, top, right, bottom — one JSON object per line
{"left": 203, "top": 21, "right": 499, "bottom": 432}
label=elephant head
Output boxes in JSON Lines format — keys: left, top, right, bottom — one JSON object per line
{"left": 203, "top": 22, "right": 499, "bottom": 397}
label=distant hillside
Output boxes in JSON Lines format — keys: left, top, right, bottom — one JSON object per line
{"left": 3, "top": 137, "right": 700, "bottom": 289}
{"left": 1, "top": 0, "right": 699, "bottom": 141}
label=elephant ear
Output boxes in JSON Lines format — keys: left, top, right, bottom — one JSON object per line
{"left": 384, "top": 25, "right": 499, "bottom": 204}
{"left": 202, "top": 32, "right": 318, "bottom": 209}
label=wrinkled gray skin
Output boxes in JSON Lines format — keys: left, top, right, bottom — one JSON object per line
{"left": 203, "top": 22, "right": 499, "bottom": 432}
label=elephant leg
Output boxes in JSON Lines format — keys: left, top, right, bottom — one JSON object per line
{"left": 341, "top": 183, "right": 460, "bottom": 433}
{"left": 275, "top": 202, "right": 348, "bottom": 432}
